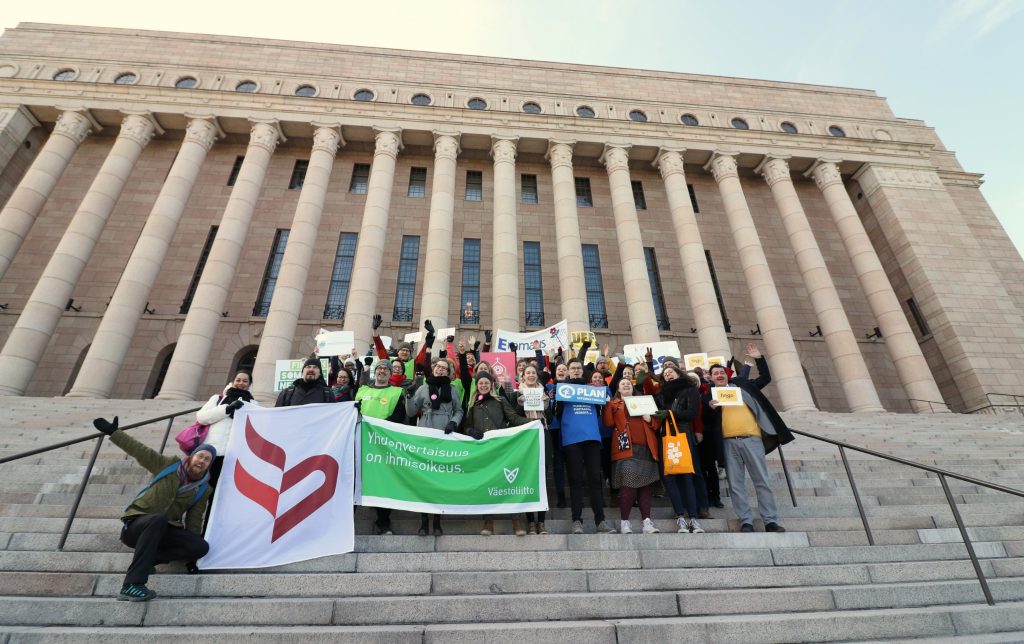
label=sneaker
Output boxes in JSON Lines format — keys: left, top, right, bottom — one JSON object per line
{"left": 765, "top": 522, "right": 786, "bottom": 533}
{"left": 118, "top": 583, "right": 156, "bottom": 602}
{"left": 571, "top": 520, "right": 584, "bottom": 534}
{"left": 537, "top": 522, "right": 549, "bottom": 535}
{"left": 641, "top": 518, "right": 660, "bottom": 534}
{"left": 718, "top": 467, "right": 727, "bottom": 480}
{"left": 676, "top": 516, "right": 688, "bottom": 533}
{"left": 480, "top": 519, "right": 494, "bottom": 537}
{"left": 527, "top": 522, "right": 537, "bottom": 535}
{"left": 619, "top": 520, "right": 633, "bottom": 534}
{"left": 688, "top": 518, "right": 705, "bottom": 534}
{"left": 596, "top": 520, "right": 616, "bottom": 534}
{"left": 739, "top": 523, "right": 755, "bottom": 533}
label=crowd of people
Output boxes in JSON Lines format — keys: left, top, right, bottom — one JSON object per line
{"left": 93, "top": 312, "right": 795, "bottom": 602}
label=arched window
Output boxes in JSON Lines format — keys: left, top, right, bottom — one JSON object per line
{"left": 146, "top": 344, "right": 176, "bottom": 399}
{"left": 232, "top": 346, "right": 259, "bottom": 382}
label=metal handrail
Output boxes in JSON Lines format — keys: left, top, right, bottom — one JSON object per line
{"left": 907, "top": 398, "right": 950, "bottom": 414}
{"left": 982, "top": 392, "right": 1024, "bottom": 416}
{"left": 784, "top": 426, "right": 1024, "bottom": 606}
{"left": 0, "top": 405, "right": 200, "bottom": 551}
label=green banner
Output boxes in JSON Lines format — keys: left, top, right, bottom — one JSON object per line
{"left": 356, "top": 417, "right": 547, "bottom": 514}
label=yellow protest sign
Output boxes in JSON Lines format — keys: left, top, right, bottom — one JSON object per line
{"left": 685, "top": 353, "right": 709, "bottom": 370}
{"left": 712, "top": 386, "right": 743, "bottom": 406}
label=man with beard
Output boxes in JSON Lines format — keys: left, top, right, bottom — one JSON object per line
{"left": 91, "top": 416, "right": 214, "bottom": 602}
{"left": 276, "top": 356, "right": 335, "bottom": 407}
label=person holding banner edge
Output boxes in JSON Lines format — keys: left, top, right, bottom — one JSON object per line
{"left": 355, "top": 358, "right": 409, "bottom": 535}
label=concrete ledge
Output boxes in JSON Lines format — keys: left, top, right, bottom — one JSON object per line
{"left": 423, "top": 620, "right": 616, "bottom": 644}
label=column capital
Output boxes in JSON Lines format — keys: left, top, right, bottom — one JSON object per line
{"left": 311, "top": 124, "right": 344, "bottom": 155}
{"left": 704, "top": 151, "right": 739, "bottom": 183}
{"left": 599, "top": 144, "right": 631, "bottom": 172}
{"left": 117, "top": 113, "right": 158, "bottom": 147}
{"left": 754, "top": 155, "right": 793, "bottom": 187}
{"left": 372, "top": 127, "right": 403, "bottom": 159}
{"left": 432, "top": 131, "right": 461, "bottom": 160}
{"left": 545, "top": 139, "right": 575, "bottom": 169}
{"left": 653, "top": 148, "right": 687, "bottom": 179}
{"left": 247, "top": 120, "right": 285, "bottom": 153}
{"left": 51, "top": 108, "right": 98, "bottom": 144}
{"left": 183, "top": 115, "right": 223, "bottom": 151}
{"left": 490, "top": 136, "right": 518, "bottom": 164}
{"left": 806, "top": 158, "right": 844, "bottom": 191}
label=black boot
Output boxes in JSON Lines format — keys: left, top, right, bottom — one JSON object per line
{"left": 432, "top": 515, "right": 444, "bottom": 537}
{"left": 418, "top": 514, "right": 429, "bottom": 537}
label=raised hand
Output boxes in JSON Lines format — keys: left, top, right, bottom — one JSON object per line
{"left": 745, "top": 342, "right": 762, "bottom": 359}
{"left": 509, "top": 342, "right": 518, "bottom": 353}
{"left": 424, "top": 319, "right": 435, "bottom": 334}
{"left": 92, "top": 416, "right": 119, "bottom": 436}
{"left": 372, "top": 313, "right": 383, "bottom": 330}
{"left": 484, "top": 330, "right": 492, "bottom": 343}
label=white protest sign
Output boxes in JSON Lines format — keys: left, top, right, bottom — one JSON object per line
{"left": 684, "top": 353, "right": 709, "bottom": 371}
{"left": 274, "top": 358, "right": 330, "bottom": 392}
{"left": 625, "top": 395, "right": 659, "bottom": 417}
{"left": 521, "top": 387, "right": 545, "bottom": 411}
{"left": 712, "top": 386, "right": 744, "bottom": 406}
{"left": 379, "top": 336, "right": 392, "bottom": 350}
{"left": 495, "top": 320, "right": 569, "bottom": 356}
{"left": 438, "top": 327, "right": 456, "bottom": 341}
{"left": 622, "top": 341, "right": 682, "bottom": 375}
{"left": 315, "top": 330, "right": 354, "bottom": 357}
{"left": 404, "top": 331, "right": 423, "bottom": 343}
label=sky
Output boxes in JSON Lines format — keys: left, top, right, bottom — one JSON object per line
{"left": 3, "top": 0, "right": 1022, "bottom": 256}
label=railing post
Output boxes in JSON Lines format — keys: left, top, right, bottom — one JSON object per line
{"left": 159, "top": 414, "right": 177, "bottom": 454}
{"left": 939, "top": 473, "right": 995, "bottom": 606}
{"left": 775, "top": 444, "right": 797, "bottom": 508}
{"left": 838, "top": 445, "right": 874, "bottom": 545}
{"left": 57, "top": 435, "right": 104, "bottom": 551}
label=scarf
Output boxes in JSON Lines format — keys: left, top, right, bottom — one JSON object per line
{"left": 659, "top": 378, "right": 691, "bottom": 406}
{"left": 426, "top": 375, "right": 452, "bottom": 410}
{"left": 175, "top": 457, "right": 210, "bottom": 494}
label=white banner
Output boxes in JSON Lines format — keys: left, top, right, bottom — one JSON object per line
{"left": 200, "top": 403, "right": 358, "bottom": 570}
{"left": 315, "top": 330, "right": 355, "bottom": 357}
{"left": 623, "top": 341, "right": 682, "bottom": 375}
{"left": 494, "top": 319, "right": 569, "bottom": 356}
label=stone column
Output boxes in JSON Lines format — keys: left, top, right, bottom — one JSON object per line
{"left": 546, "top": 140, "right": 589, "bottom": 331}
{"left": 757, "top": 155, "right": 883, "bottom": 412}
{"left": 490, "top": 137, "right": 520, "bottom": 332}
{"left": 418, "top": 132, "right": 460, "bottom": 331}
{"left": 808, "top": 159, "right": 947, "bottom": 412}
{"left": 67, "top": 116, "right": 221, "bottom": 399}
{"left": 0, "top": 108, "right": 94, "bottom": 280}
{"left": 0, "top": 112, "right": 156, "bottom": 396}
{"left": 600, "top": 144, "right": 660, "bottom": 343}
{"left": 705, "top": 152, "right": 816, "bottom": 411}
{"left": 653, "top": 148, "right": 730, "bottom": 358}
{"left": 250, "top": 125, "right": 343, "bottom": 402}
{"left": 343, "top": 128, "right": 402, "bottom": 351}
{"left": 156, "top": 120, "right": 283, "bottom": 400}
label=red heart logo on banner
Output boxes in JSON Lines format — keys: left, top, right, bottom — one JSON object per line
{"left": 233, "top": 417, "right": 340, "bottom": 543}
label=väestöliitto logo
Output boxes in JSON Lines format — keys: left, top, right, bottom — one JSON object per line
{"left": 503, "top": 467, "right": 520, "bottom": 484}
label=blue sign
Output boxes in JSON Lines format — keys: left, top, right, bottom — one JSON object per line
{"left": 555, "top": 383, "right": 608, "bottom": 405}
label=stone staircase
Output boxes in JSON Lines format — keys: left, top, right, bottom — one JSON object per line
{"left": 0, "top": 396, "right": 1023, "bottom": 642}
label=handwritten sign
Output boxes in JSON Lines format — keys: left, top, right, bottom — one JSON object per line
{"left": 712, "top": 386, "right": 744, "bottom": 406}
{"left": 625, "top": 395, "right": 659, "bottom": 417}
{"left": 520, "top": 387, "right": 545, "bottom": 411}
{"left": 404, "top": 331, "right": 423, "bottom": 343}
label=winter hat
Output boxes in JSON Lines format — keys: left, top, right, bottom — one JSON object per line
{"left": 372, "top": 359, "right": 392, "bottom": 375}
{"left": 190, "top": 443, "right": 217, "bottom": 460}
{"left": 303, "top": 356, "right": 321, "bottom": 370}
{"left": 475, "top": 371, "right": 495, "bottom": 385}
{"left": 396, "top": 341, "right": 412, "bottom": 353}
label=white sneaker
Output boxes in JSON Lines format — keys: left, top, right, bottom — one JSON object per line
{"left": 688, "top": 518, "right": 705, "bottom": 534}
{"left": 620, "top": 520, "right": 633, "bottom": 534}
{"left": 571, "top": 520, "right": 584, "bottom": 534}
{"left": 676, "top": 516, "right": 688, "bottom": 533}
{"left": 642, "top": 518, "right": 660, "bottom": 534}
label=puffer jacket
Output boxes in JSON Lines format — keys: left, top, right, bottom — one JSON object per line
{"left": 195, "top": 389, "right": 260, "bottom": 453}
{"left": 464, "top": 395, "right": 530, "bottom": 433}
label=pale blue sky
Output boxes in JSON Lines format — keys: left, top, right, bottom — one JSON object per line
{"left": 4, "top": 0, "right": 1022, "bottom": 256}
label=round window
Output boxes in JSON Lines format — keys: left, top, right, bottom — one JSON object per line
{"left": 828, "top": 125, "right": 847, "bottom": 137}
{"left": 576, "top": 105, "right": 596, "bottom": 118}
{"left": 295, "top": 85, "right": 317, "bottom": 97}
{"left": 680, "top": 113, "right": 699, "bottom": 126}
{"left": 780, "top": 121, "right": 798, "bottom": 134}
{"left": 731, "top": 117, "right": 749, "bottom": 130}
{"left": 628, "top": 110, "right": 648, "bottom": 122}
{"left": 114, "top": 72, "right": 138, "bottom": 85}
{"left": 53, "top": 68, "right": 76, "bottom": 81}
{"left": 522, "top": 102, "right": 542, "bottom": 114}
{"left": 175, "top": 76, "right": 198, "bottom": 89}
{"left": 467, "top": 98, "right": 487, "bottom": 110}
{"left": 353, "top": 89, "right": 375, "bottom": 101}
{"left": 235, "top": 81, "right": 257, "bottom": 93}
{"left": 411, "top": 93, "right": 432, "bottom": 106}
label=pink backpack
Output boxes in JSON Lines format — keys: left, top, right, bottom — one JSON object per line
{"left": 174, "top": 421, "right": 210, "bottom": 454}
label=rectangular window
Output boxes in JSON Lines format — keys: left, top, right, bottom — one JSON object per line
{"left": 227, "top": 156, "right": 244, "bottom": 186}
{"left": 521, "top": 174, "right": 538, "bottom": 205}
{"left": 349, "top": 163, "right": 370, "bottom": 194}
{"left": 705, "top": 250, "right": 731, "bottom": 332}
{"left": 324, "top": 232, "right": 358, "bottom": 319}
{"left": 465, "top": 170, "right": 483, "bottom": 201}
{"left": 907, "top": 297, "right": 931, "bottom": 337}
{"left": 523, "top": 241, "right": 545, "bottom": 327}
{"left": 288, "top": 159, "right": 309, "bottom": 190}
{"left": 253, "top": 229, "right": 290, "bottom": 316}
{"left": 582, "top": 244, "right": 608, "bottom": 329}
{"left": 632, "top": 180, "right": 647, "bottom": 210}
{"left": 575, "top": 177, "right": 593, "bottom": 207}
{"left": 393, "top": 235, "right": 420, "bottom": 322}
{"left": 407, "top": 166, "right": 427, "bottom": 197}
{"left": 644, "top": 247, "right": 670, "bottom": 331}
{"left": 460, "top": 239, "right": 481, "bottom": 324}
{"left": 688, "top": 183, "right": 700, "bottom": 213}
{"left": 179, "top": 225, "right": 218, "bottom": 314}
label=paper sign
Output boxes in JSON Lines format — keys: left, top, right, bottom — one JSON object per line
{"left": 379, "top": 336, "right": 392, "bottom": 350}
{"left": 570, "top": 330, "right": 596, "bottom": 352}
{"left": 707, "top": 356, "right": 725, "bottom": 368}
{"left": 316, "top": 330, "right": 354, "bottom": 357}
{"left": 685, "top": 353, "right": 709, "bottom": 370}
{"left": 404, "top": 331, "right": 423, "bottom": 343}
{"left": 438, "top": 327, "right": 456, "bottom": 341}
{"left": 495, "top": 320, "right": 570, "bottom": 355}
{"left": 712, "top": 386, "right": 744, "bottom": 406}
{"left": 622, "top": 341, "right": 682, "bottom": 375}
{"left": 521, "top": 387, "right": 545, "bottom": 411}
{"left": 625, "top": 395, "right": 659, "bottom": 417}
{"left": 274, "top": 358, "right": 331, "bottom": 392}
{"left": 555, "top": 383, "right": 608, "bottom": 405}
{"left": 480, "top": 352, "right": 519, "bottom": 390}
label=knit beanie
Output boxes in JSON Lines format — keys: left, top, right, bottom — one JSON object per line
{"left": 191, "top": 443, "right": 217, "bottom": 460}
{"left": 303, "top": 356, "right": 321, "bottom": 370}
{"left": 475, "top": 371, "right": 495, "bottom": 385}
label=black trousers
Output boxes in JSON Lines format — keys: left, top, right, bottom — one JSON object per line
{"left": 563, "top": 440, "right": 605, "bottom": 523}
{"left": 699, "top": 430, "right": 723, "bottom": 504}
{"left": 200, "top": 456, "right": 224, "bottom": 536}
{"left": 120, "top": 514, "right": 209, "bottom": 585}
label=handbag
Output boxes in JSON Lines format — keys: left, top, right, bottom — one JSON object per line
{"left": 662, "top": 411, "right": 695, "bottom": 475}
{"left": 174, "top": 421, "right": 210, "bottom": 454}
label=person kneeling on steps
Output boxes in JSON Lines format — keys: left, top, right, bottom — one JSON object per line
{"left": 93, "top": 416, "right": 213, "bottom": 602}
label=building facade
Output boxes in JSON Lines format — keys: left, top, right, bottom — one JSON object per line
{"left": 0, "top": 23, "right": 1021, "bottom": 412}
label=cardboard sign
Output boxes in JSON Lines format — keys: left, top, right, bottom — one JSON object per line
{"left": 622, "top": 341, "right": 682, "bottom": 375}
{"left": 624, "top": 395, "right": 659, "bottom": 417}
{"left": 712, "top": 386, "right": 744, "bottom": 406}
{"left": 520, "top": 387, "right": 545, "bottom": 411}
{"left": 274, "top": 358, "right": 331, "bottom": 392}
{"left": 685, "top": 353, "right": 709, "bottom": 370}
{"left": 315, "top": 330, "right": 354, "bottom": 357}
{"left": 555, "top": 383, "right": 608, "bottom": 405}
